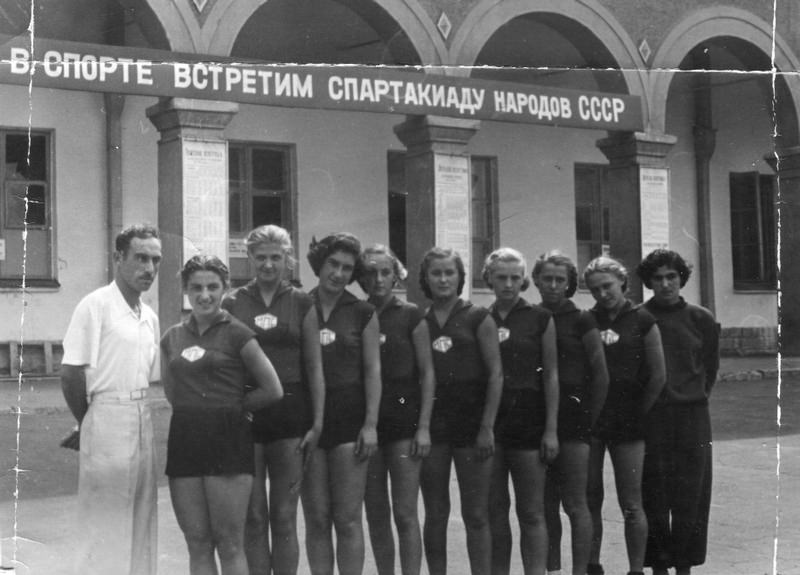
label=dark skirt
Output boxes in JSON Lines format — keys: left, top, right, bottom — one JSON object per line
{"left": 251, "top": 381, "right": 311, "bottom": 444}
{"left": 166, "top": 407, "right": 254, "bottom": 477}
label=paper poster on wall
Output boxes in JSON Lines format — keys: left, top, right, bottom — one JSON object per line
{"left": 640, "top": 167, "right": 670, "bottom": 298}
{"left": 182, "top": 138, "right": 229, "bottom": 265}
{"left": 434, "top": 153, "right": 471, "bottom": 298}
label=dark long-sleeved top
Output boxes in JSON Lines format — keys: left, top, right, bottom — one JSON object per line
{"left": 643, "top": 297, "right": 719, "bottom": 404}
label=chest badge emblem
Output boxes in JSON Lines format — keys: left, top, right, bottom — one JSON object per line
{"left": 181, "top": 345, "right": 206, "bottom": 362}
{"left": 254, "top": 313, "right": 278, "bottom": 330}
{"left": 432, "top": 336, "right": 453, "bottom": 353}
{"left": 599, "top": 329, "right": 620, "bottom": 346}
{"left": 320, "top": 328, "right": 336, "bottom": 346}
{"left": 498, "top": 327, "right": 510, "bottom": 343}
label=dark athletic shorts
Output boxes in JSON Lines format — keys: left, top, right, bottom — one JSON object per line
{"left": 166, "top": 407, "right": 254, "bottom": 477}
{"left": 557, "top": 388, "right": 592, "bottom": 443}
{"left": 319, "top": 385, "right": 366, "bottom": 450}
{"left": 430, "top": 379, "right": 486, "bottom": 448}
{"left": 495, "top": 388, "right": 546, "bottom": 450}
{"left": 377, "top": 379, "right": 420, "bottom": 445}
{"left": 251, "top": 381, "right": 310, "bottom": 444}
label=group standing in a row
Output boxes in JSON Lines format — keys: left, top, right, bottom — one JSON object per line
{"left": 61, "top": 223, "right": 718, "bottom": 575}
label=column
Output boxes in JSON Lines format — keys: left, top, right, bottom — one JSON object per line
{"left": 767, "top": 146, "right": 800, "bottom": 355}
{"left": 393, "top": 115, "right": 479, "bottom": 304}
{"left": 597, "top": 131, "right": 676, "bottom": 303}
{"left": 146, "top": 98, "right": 238, "bottom": 329}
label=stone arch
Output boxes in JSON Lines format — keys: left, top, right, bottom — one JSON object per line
{"left": 649, "top": 6, "right": 800, "bottom": 141}
{"left": 450, "top": 0, "right": 649, "bottom": 118}
{"left": 135, "top": 0, "right": 200, "bottom": 52}
{"left": 204, "top": 0, "right": 446, "bottom": 65}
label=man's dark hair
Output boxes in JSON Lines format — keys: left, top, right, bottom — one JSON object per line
{"left": 115, "top": 224, "right": 159, "bottom": 256}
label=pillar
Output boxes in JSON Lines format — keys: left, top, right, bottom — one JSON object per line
{"left": 767, "top": 146, "right": 800, "bottom": 355}
{"left": 596, "top": 131, "right": 677, "bottom": 302}
{"left": 104, "top": 93, "right": 125, "bottom": 282}
{"left": 146, "top": 97, "right": 238, "bottom": 329}
{"left": 393, "top": 115, "right": 479, "bottom": 304}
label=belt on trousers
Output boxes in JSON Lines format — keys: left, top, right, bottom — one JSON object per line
{"left": 88, "top": 388, "right": 149, "bottom": 403}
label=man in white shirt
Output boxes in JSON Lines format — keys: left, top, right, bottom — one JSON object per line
{"left": 61, "top": 224, "right": 162, "bottom": 575}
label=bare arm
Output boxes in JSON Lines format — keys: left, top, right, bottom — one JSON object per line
{"left": 540, "top": 318, "right": 559, "bottom": 462}
{"left": 581, "top": 327, "right": 609, "bottom": 426}
{"left": 240, "top": 339, "right": 284, "bottom": 411}
{"left": 356, "top": 313, "right": 382, "bottom": 459}
{"left": 300, "top": 307, "right": 325, "bottom": 455}
{"left": 160, "top": 350, "right": 175, "bottom": 405}
{"left": 61, "top": 365, "right": 88, "bottom": 425}
{"left": 641, "top": 324, "right": 667, "bottom": 414}
{"left": 411, "top": 320, "right": 435, "bottom": 458}
{"left": 476, "top": 315, "right": 503, "bottom": 459}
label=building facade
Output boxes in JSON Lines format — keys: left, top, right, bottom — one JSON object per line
{"left": 0, "top": 0, "right": 796, "bottom": 376}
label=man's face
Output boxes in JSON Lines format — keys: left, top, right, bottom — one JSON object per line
{"left": 115, "top": 237, "right": 162, "bottom": 295}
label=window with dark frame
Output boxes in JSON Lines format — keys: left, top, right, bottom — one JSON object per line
{"left": 729, "top": 171, "right": 777, "bottom": 290}
{"left": 228, "top": 142, "right": 295, "bottom": 286}
{"left": 387, "top": 152, "right": 498, "bottom": 289}
{"left": 574, "top": 163, "right": 609, "bottom": 288}
{"left": 0, "top": 130, "right": 55, "bottom": 287}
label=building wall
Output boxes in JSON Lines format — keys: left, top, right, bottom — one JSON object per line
{"left": 0, "top": 0, "right": 792, "bottom": 360}
{"left": 0, "top": 86, "right": 110, "bottom": 343}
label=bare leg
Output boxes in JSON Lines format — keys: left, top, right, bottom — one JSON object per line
{"left": 544, "top": 463, "right": 563, "bottom": 573}
{"left": 265, "top": 437, "right": 304, "bottom": 575}
{"left": 507, "top": 449, "right": 548, "bottom": 575}
{"left": 420, "top": 443, "right": 452, "bottom": 575}
{"left": 205, "top": 474, "right": 253, "bottom": 575}
{"left": 453, "top": 446, "right": 493, "bottom": 575}
{"left": 587, "top": 437, "right": 607, "bottom": 567}
{"left": 556, "top": 441, "right": 592, "bottom": 575}
{"left": 608, "top": 440, "right": 647, "bottom": 573}
{"left": 386, "top": 439, "right": 422, "bottom": 575}
{"left": 328, "top": 442, "right": 370, "bottom": 575}
{"left": 170, "top": 476, "right": 218, "bottom": 575}
{"left": 245, "top": 444, "right": 271, "bottom": 575}
{"left": 365, "top": 448, "right": 395, "bottom": 575}
{"left": 489, "top": 444, "right": 512, "bottom": 575}
{"left": 301, "top": 447, "right": 334, "bottom": 575}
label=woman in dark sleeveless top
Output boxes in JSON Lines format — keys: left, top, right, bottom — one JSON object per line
{"left": 359, "top": 244, "right": 435, "bottom": 575}
{"left": 534, "top": 250, "right": 608, "bottom": 575}
{"left": 301, "top": 233, "right": 382, "bottom": 575}
{"left": 222, "top": 225, "right": 324, "bottom": 575}
{"left": 418, "top": 247, "right": 503, "bottom": 575}
{"left": 484, "top": 247, "right": 559, "bottom": 575}
{"left": 584, "top": 256, "right": 666, "bottom": 575}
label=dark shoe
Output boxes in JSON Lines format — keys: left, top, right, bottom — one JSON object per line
{"left": 587, "top": 564, "right": 605, "bottom": 575}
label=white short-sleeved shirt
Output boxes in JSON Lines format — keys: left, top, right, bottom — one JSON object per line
{"left": 62, "top": 282, "right": 160, "bottom": 395}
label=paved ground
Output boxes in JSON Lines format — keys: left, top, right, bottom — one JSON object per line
{"left": 0, "top": 356, "right": 797, "bottom": 574}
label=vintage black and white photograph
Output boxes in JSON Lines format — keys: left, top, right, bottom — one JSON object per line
{"left": 0, "top": 1, "right": 797, "bottom": 574}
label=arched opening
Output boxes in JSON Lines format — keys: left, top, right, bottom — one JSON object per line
{"left": 0, "top": 0, "right": 169, "bottom": 50}
{"left": 663, "top": 35, "right": 790, "bottom": 330}
{"left": 471, "top": 12, "right": 627, "bottom": 95}
{"left": 230, "top": 0, "right": 420, "bottom": 65}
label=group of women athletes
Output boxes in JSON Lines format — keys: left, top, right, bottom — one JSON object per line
{"left": 159, "top": 224, "right": 719, "bottom": 575}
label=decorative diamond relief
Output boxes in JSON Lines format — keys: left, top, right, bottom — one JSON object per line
{"left": 638, "top": 38, "right": 652, "bottom": 64}
{"left": 192, "top": 0, "right": 208, "bottom": 13}
{"left": 437, "top": 11, "right": 452, "bottom": 40}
